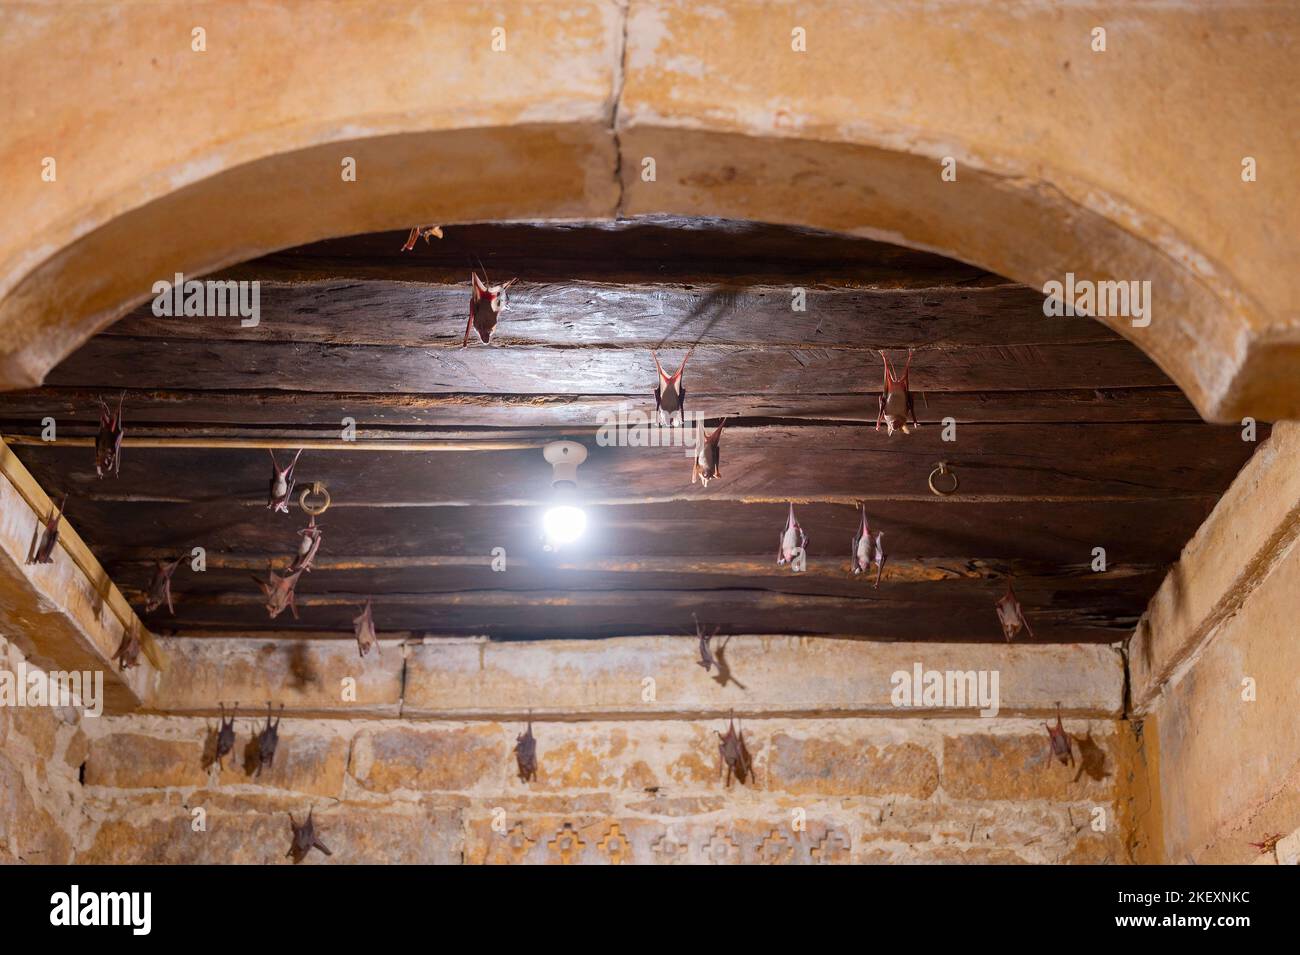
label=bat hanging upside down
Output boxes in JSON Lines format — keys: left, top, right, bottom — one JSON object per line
{"left": 465, "top": 269, "right": 517, "bottom": 346}
{"left": 876, "top": 348, "right": 920, "bottom": 436}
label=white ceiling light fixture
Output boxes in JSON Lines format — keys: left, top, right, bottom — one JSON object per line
{"left": 542, "top": 440, "right": 588, "bottom": 551}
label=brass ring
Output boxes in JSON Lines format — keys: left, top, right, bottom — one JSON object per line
{"left": 299, "top": 482, "right": 332, "bottom": 515}
{"left": 928, "top": 462, "right": 959, "bottom": 496}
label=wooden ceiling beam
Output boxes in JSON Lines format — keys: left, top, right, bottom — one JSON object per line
{"left": 103, "top": 281, "right": 1100, "bottom": 350}
{"left": 39, "top": 498, "right": 1215, "bottom": 567}
{"left": 4, "top": 423, "right": 1253, "bottom": 509}
{"left": 45, "top": 338, "right": 1174, "bottom": 395}
{"left": 142, "top": 586, "right": 1135, "bottom": 642}
{"left": 0, "top": 385, "right": 1204, "bottom": 428}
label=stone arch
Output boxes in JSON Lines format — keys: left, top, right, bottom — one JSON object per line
{"left": 3, "top": 1, "right": 1295, "bottom": 422}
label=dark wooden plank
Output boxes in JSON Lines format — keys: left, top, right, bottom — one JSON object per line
{"left": 105, "top": 282, "right": 1115, "bottom": 349}
{"left": 228, "top": 218, "right": 996, "bottom": 287}
{"left": 0, "top": 386, "right": 1204, "bottom": 428}
{"left": 46, "top": 498, "right": 1212, "bottom": 566}
{"left": 5, "top": 422, "right": 1255, "bottom": 505}
{"left": 44, "top": 339, "right": 1174, "bottom": 395}
{"left": 136, "top": 587, "right": 1134, "bottom": 642}
{"left": 109, "top": 556, "right": 1164, "bottom": 602}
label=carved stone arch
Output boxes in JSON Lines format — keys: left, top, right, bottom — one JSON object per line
{"left": 2, "top": 1, "right": 1295, "bottom": 421}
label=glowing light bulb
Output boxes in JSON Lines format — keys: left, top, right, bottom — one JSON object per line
{"left": 543, "top": 504, "right": 587, "bottom": 548}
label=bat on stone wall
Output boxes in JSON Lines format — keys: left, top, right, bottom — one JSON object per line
{"left": 353, "top": 599, "right": 378, "bottom": 658}
{"left": 995, "top": 581, "right": 1034, "bottom": 641}
{"left": 514, "top": 719, "right": 538, "bottom": 783}
{"left": 287, "top": 808, "right": 332, "bottom": 864}
{"left": 114, "top": 622, "right": 143, "bottom": 671}
{"left": 1044, "top": 704, "right": 1074, "bottom": 767}
{"left": 876, "top": 349, "right": 919, "bottom": 436}
{"left": 691, "top": 417, "right": 726, "bottom": 486}
{"left": 95, "top": 392, "right": 125, "bottom": 478}
{"left": 776, "top": 503, "right": 807, "bottom": 567}
{"left": 465, "top": 269, "right": 517, "bottom": 346}
{"left": 25, "top": 494, "right": 66, "bottom": 565}
{"left": 651, "top": 349, "right": 691, "bottom": 427}
{"left": 267, "top": 449, "right": 303, "bottom": 514}
{"left": 717, "top": 714, "right": 754, "bottom": 787}
{"left": 255, "top": 702, "right": 283, "bottom": 777}
{"left": 215, "top": 702, "right": 237, "bottom": 770}
{"left": 401, "top": 225, "right": 443, "bottom": 250}
{"left": 694, "top": 613, "right": 719, "bottom": 672}
{"left": 143, "top": 556, "right": 184, "bottom": 614}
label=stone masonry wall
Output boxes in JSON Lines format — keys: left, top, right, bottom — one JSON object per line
{"left": 0, "top": 635, "right": 87, "bottom": 863}
{"left": 74, "top": 714, "right": 1131, "bottom": 864}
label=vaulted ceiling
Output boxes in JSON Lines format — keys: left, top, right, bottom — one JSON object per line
{"left": 0, "top": 218, "right": 1262, "bottom": 643}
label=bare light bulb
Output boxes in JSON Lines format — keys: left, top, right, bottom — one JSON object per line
{"left": 543, "top": 504, "right": 587, "bottom": 547}
{"left": 541, "top": 441, "right": 589, "bottom": 551}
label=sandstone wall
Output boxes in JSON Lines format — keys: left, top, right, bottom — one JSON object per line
{"left": 1139, "top": 538, "right": 1300, "bottom": 864}
{"left": 1128, "top": 422, "right": 1300, "bottom": 863}
{"left": 74, "top": 714, "right": 1130, "bottom": 864}
{"left": 0, "top": 635, "right": 88, "bottom": 863}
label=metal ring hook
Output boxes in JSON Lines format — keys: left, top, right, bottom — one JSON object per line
{"left": 299, "top": 482, "right": 332, "bottom": 515}
{"left": 927, "top": 462, "right": 959, "bottom": 497}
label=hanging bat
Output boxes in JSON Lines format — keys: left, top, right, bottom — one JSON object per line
{"left": 871, "top": 531, "right": 886, "bottom": 589}
{"left": 287, "top": 515, "right": 322, "bottom": 574}
{"left": 465, "top": 269, "right": 517, "bottom": 346}
{"left": 215, "top": 702, "right": 237, "bottom": 770}
{"left": 651, "top": 349, "right": 691, "bottom": 427}
{"left": 255, "top": 702, "right": 283, "bottom": 777}
{"left": 776, "top": 503, "right": 808, "bottom": 567}
{"left": 849, "top": 506, "right": 887, "bottom": 588}
{"left": 717, "top": 714, "right": 754, "bottom": 787}
{"left": 691, "top": 417, "right": 726, "bottom": 487}
{"left": 287, "top": 808, "right": 332, "bottom": 864}
{"left": 114, "top": 622, "right": 143, "bottom": 671}
{"left": 143, "top": 556, "right": 184, "bottom": 614}
{"left": 850, "top": 505, "right": 871, "bottom": 574}
{"left": 25, "top": 494, "right": 67, "bottom": 565}
{"left": 253, "top": 566, "right": 303, "bottom": 620}
{"left": 1043, "top": 704, "right": 1074, "bottom": 767}
{"left": 876, "top": 349, "right": 919, "bottom": 436}
{"left": 694, "top": 613, "right": 719, "bottom": 672}
{"left": 95, "top": 392, "right": 125, "bottom": 478}
{"left": 267, "top": 449, "right": 303, "bottom": 514}
{"left": 353, "top": 599, "right": 378, "bottom": 658}
{"left": 514, "top": 719, "right": 538, "bottom": 783}
{"left": 995, "top": 581, "right": 1034, "bottom": 641}
{"left": 400, "top": 225, "right": 443, "bottom": 250}
{"left": 695, "top": 616, "right": 746, "bottom": 690}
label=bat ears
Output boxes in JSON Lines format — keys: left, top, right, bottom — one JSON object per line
{"left": 471, "top": 272, "right": 488, "bottom": 293}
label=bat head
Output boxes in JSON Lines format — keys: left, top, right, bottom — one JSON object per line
{"left": 472, "top": 272, "right": 516, "bottom": 313}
